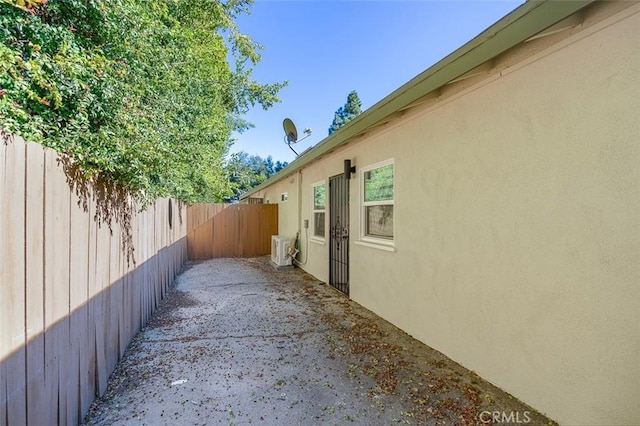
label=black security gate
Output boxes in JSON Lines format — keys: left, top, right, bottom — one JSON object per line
{"left": 329, "top": 174, "right": 349, "bottom": 295}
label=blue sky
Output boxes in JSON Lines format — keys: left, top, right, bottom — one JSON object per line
{"left": 230, "top": 0, "right": 524, "bottom": 163}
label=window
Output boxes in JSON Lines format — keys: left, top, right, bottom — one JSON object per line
{"left": 362, "top": 160, "right": 394, "bottom": 242}
{"left": 311, "top": 182, "right": 326, "bottom": 239}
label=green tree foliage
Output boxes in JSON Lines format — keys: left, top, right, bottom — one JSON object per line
{"left": 328, "top": 90, "right": 362, "bottom": 135}
{"left": 225, "top": 151, "right": 287, "bottom": 201}
{"left": 364, "top": 163, "right": 393, "bottom": 202}
{"left": 313, "top": 184, "right": 325, "bottom": 209}
{"left": 0, "top": 0, "right": 286, "bottom": 203}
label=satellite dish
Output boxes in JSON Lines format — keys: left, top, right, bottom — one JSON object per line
{"left": 282, "top": 118, "right": 312, "bottom": 157}
{"left": 283, "top": 118, "right": 298, "bottom": 143}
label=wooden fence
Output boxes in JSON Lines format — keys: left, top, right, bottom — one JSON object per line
{"left": 187, "top": 202, "right": 230, "bottom": 233}
{"left": 0, "top": 135, "right": 187, "bottom": 425}
{"left": 187, "top": 203, "right": 278, "bottom": 259}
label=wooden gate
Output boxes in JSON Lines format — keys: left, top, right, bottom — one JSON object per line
{"left": 186, "top": 204, "right": 278, "bottom": 259}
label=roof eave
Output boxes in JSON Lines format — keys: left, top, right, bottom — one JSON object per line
{"left": 241, "top": 0, "right": 593, "bottom": 200}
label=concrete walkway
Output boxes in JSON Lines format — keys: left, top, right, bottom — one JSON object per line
{"left": 82, "top": 257, "right": 553, "bottom": 425}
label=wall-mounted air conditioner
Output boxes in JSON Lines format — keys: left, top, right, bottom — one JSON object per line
{"left": 271, "top": 235, "right": 292, "bottom": 267}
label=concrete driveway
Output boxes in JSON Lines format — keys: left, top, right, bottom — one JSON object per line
{"left": 82, "top": 257, "right": 553, "bottom": 425}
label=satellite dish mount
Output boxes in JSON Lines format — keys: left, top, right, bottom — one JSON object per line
{"left": 283, "top": 118, "right": 312, "bottom": 156}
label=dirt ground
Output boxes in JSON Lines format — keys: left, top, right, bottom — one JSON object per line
{"left": 82, "top": 257, "right": 555, "bottom": 425}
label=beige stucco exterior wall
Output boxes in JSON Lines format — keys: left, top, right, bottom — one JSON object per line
{"left": 252, "top": 172, "right": 299, "bottom": 245}
{"left": 255, "top": 4, "right": 640, "bottom": 424}
{"left": 353, "top": 6, "right": 639, "bottom": 425}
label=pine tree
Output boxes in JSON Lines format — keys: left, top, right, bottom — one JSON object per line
{"left": 328, "top": 91, "right": 362, "bottom": 135}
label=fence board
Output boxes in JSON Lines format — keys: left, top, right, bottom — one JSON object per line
{"left": 25, "top": 142, "right": 45, "bottom": 342}
{"left": 57, "top": 317, "right": 71, "bottom": 425}
{"left": 44, "top": 150, "right": 71, "bottom": 326}
{"left": 187, "top": 203, "right": 230, "bottom": 233}
{"left": 94, "top": 203, "right": 111, "bottom": 396}
{"left": 43, "top": 326, "right": 59, "bottom": 422}
{"left": 187, "top": 204, "right": 278, "bottom": 259}
{"left": 0, "top": 140, "right": 25, "bottom": 344}
{"left": 25, "top": 335, "right": 45, "bottom": 426}
{"left": 75, "top": 304, "right": 91, "bottom": 419}
{"left": 94, "top": 292, "right": 108, "bottom": 396}
{"left": 43, "top": 151, "right": 72, "bottom": 425}
{"left": 6, "top": 350, "right": 26, "bottom": 426}
{"left": 69, "top": 310, "right": 84, "bottom": 424}
{"left": 86, "top": 198, "right": 98, "bottom": 407}
{"left": 1, "top": 138, "right": 27, "bottom": 425}
{"left": 24, "top": 141, "right": 45, "bottom": 426}
{"left": 0, "top": 138, "right": 4, "bottom": 426}
{"left": 70, "top": 188, "right": 90, "bottom": 311}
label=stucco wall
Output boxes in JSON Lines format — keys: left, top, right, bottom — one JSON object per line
{"left": 251, "top": 172, "right": 301, "bottom": 260}
{"left": 255, "top": 4, "right": 640, "bottom": 424}
{"left": 354, "top": 6, "right": 639, "bottom": 425}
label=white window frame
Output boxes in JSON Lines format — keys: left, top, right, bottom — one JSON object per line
{"left": 360, "top": 158, "right": 394, "bottom": 247}
{"left": 310, "top": 181, "right": 326, "bottom": 242}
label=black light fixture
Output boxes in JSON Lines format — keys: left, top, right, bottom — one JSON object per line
{"left": 344, "top": 159, "right": 356, "bottom": 179}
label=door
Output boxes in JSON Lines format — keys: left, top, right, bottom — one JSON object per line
{"left": 329, "top": 174, "right": 349, "bottom": 295}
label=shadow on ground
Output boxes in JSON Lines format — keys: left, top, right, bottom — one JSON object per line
{"left": 82, "top": 257, "right": 554, "bottom": 426}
